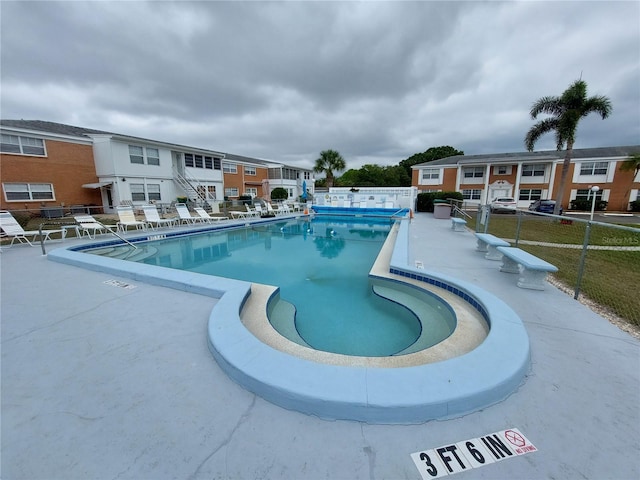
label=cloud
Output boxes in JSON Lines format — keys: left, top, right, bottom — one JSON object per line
{"left": 1, "top": 1, "right": 638, "bottom": 170}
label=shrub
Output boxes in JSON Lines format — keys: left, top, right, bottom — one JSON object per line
{"left": 271, "top": 187, "right": 288, "bottom": 201}
{"left": 629, "top": 200, "right": 640, "bottom": 212}
{"left": 416, "top": 191, "right": 463, "bottom": 212}
{"left": 570, "top": 199, "right": 608, "bottom": 211}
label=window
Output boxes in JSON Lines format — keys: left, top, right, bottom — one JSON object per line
{"left": 421, "top": 168, "right": 439, "bottom": 180}
{"left": 575, "top": 189, "right": 604, "bottom": 202}
{"left": 146, "top": 148, "right": 160, "bottom": 166}
{"left": 147, "top": 184, "right": 161, "bottom": 201}
{"left": 463, "top": 167, "right": 484, "bottom": 178}
{"left": 129, "top": 146, "right": 144, "bottom": 164}
{"left": 3, "top": 182, "right": 54, "bottom": 201}
{"left": 207, "top": 185, "right": 217, "bottom": 199}
{"left": 223, "top": 163, "right": 237, "bottom": 174}
{"left": 304, "top": 171, "right": 311, "bottom": 180}
{"left": 185, "top": 153, "right": 221, "bottom": 170}
{"left": 462, "top": 189, "right": 482, "bottom": 200}
{"left": 521, "top": 164, "right": 545, "bottom": 177}
{"left": 129, "top": 145, "right": 159, "bottom": 165}
{"left": 1, "top": 134, "right": 46, "bottom": 155}
{"left": 580, "top": 162, "right": 608, "bottom": 175}
{"left": 245, "top": 166, "right": 256, "bottom": 175}
{"left": 283, "top": 168, "right": 297, "bottom": 180}
{"left": 519, "top": 189, "right": 542, "bottom": 201}
{"left": 130, "top": 183, "right": 146, "bottom": 201}
{"left": 495, "top": 165, "right": 511, "bottom": 175}
{"left": 225, "top": 187, "right": 239, "bottom": 197}
{"left": 270, "top": 167, "right": 298, "bottom": 180}
{"left": 246, "top": 187, "right": 258, "bottom": 197}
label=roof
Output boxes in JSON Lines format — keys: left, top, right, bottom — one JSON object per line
{"left": 412, "top": 145, "right": 640, "bottom": 168}
{"left": 0, "top": 119, "right": 314, "bottom": 170}
{"left": 1, "top": 119, "right": 226, "bottom": 157}
{"left": 0, "top": 119, "right": 113, "bottom": 137}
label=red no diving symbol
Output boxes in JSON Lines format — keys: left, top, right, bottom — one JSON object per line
{"left": 505, "top": 430, "right": 526, "bottom": 448}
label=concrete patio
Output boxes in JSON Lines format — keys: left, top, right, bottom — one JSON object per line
{"left": 1, "top": 212, "right": 638, "bottom": 479}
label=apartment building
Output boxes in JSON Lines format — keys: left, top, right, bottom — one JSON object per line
{"left": 1, "top": 120, "right": 314, "bottom": 214}
{"left": 411, "top": 146, "right": 640, "bottom": 211}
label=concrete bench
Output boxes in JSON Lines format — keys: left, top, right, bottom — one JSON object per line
{"left": 474, "top": 233, "right": 510, "bottom": 260}
{"left": 450, "top": 217, "right": 467, "bottom": 232}
{"left": 496, "top": 246, "right": 558, "bottom": 290}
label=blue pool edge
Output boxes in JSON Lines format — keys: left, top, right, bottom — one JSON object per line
{"left": 47, "top": 219, "right": 531, "bottom": 424}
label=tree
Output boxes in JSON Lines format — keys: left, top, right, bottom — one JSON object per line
{"left": 399, "top": 146, "right": 464, "bottom": 179}
{"left": 619, "top": 153, "right": 640, "bottom": 178}
{"left": 270, "top": 187, "right": 288, "bottom": 201}
{"left": 525, "top": 79, "right": 612, "bottom": 214}
{"left": 313, "top": 149, "right": 346, "bottom": 188}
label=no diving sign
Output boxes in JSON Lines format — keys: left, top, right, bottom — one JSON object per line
{"left": 411, "top": 428, "right": 537, "bottom": 479}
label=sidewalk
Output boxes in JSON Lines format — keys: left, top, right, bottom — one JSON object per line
{"left": 1, "top": 212, "right": 639, "bottom": 479}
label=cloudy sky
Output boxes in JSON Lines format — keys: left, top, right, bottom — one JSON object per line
{"left": 2, "top": 1, "right": 639, "bottom": 170}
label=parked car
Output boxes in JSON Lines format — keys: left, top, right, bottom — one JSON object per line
{"left": 490, "top": 197, "right": 517, "bottom": 213}
{"left": 529, "top": 199, "right": 563, "bottom": 215}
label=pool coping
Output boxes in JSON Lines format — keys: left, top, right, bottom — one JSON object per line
{"left": 47, "top": 216, "right": 531, "bottom": 424}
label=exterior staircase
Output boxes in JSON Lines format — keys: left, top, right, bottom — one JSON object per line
{"left": 172, "top": 167, "right": 210, "bottom": 210}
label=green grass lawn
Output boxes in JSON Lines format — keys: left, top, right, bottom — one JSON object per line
{"left": 468, "top": 215, "right": 640, "bottom": 327}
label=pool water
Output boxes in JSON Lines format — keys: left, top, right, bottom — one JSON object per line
{"left": 88, "top": 216, "right": 455, "bottom": 356}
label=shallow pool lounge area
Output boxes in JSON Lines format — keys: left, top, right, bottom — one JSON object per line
{"left": 47, "top": 211, "right": 531, "bottom": 424}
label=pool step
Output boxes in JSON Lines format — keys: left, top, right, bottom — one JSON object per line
{"left": 88, "top": 245, "right": 158, "bottom": 262}
{"left": 371, "top": 280, "right": 456, "bottom": 355}
{"left": 268, "top": 297, "right": 310, "bottom": 347}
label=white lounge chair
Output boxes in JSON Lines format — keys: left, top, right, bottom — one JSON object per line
{"left": 141, "top": 205, "right": 177, "bottom": 230}
{"left": 245, "top": 204, "right": 260, "bottom": 218}
{"left": 116, "top": 206, "right": 147, "bottom": 232}
{"left": 266, "top": 203, "right": 286, "bottom": 216}
{"left": 0, "top": 210, "right": 63, "bottom": 247}
{"left": 175, "top": 203, "right": 205, "bottom": 224}
{"left": 230, "top": 207, "right": 249, "bottom": 219}
{"left": 194, "top": 207, "right": 228, "bottom": 223}
{"left": 74, "top": 214, "right": 116, "bottom": 239}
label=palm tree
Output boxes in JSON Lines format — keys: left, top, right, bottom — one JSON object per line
{"left": 525, "top": 79, "right": 612, "bottom": 215}
{"left": 313, "top": 149, "right": 346, "bottom": 188}
{"left": 619, "top": 153, "right": 640, "bottom": 178}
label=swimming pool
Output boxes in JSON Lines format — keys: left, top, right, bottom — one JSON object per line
{"left": 85, "top": 216, "right": 455, "bottom": 357}
{"left": 47, "top": 212, "right": 531, "bottom": 424}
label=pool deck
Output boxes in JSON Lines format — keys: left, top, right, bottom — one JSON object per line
{"left": 2, "top": 212, "right": 639, "bottom": 479}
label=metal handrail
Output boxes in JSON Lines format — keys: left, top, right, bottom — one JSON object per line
{"left": 39, "top": 221, "right": 137, "bottom": 255}
{"left": 451, "top": 205, "right": 472, "bottom": 220}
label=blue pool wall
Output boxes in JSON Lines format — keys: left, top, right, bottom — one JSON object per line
{"left": 47, "top": 216, "right": 531, "bottom": 424}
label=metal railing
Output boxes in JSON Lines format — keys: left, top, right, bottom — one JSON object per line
{"left": 471, "top": 207, "right": 640, "bottom": 327}
{"left": 38, "top": 220, "right": 137, "bottom": 255}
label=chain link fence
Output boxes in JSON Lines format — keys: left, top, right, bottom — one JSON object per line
{"left": 468, "top": 208, "right": 640, "bottom": 328}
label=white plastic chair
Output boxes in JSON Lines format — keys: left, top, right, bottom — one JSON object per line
{"left": 0, "top": 211, "right": 63, "bottom": 247}
{"left": 175, "top": 203, "right": 206, "bottom": 224}
{"left": 194, "top": 207, "right": 228, "bottom": 223}
{"left": 74, "top": 214, "right": 116, "bottom": 239}
{"left": 116, "top": 206, "right": 147, "bottom": 232}
{"left": 141, "top": 205, "right": 177, "bottom": 229}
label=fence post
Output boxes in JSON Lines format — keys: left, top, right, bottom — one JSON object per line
{"left": 574, "top": 222, "right": 592, "bottom": 299}
{"left": 515, "top": 211, "right": 523, "bottom": 247}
